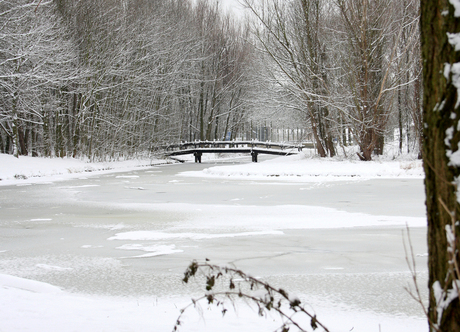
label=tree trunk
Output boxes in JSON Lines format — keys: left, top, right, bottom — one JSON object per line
{"left": 5, "top": 134, "right": 11, "bottom": 154}
{"left": 0, "top": 132, "right": 3, "bottom": 154}
{"left": 357, "top": 128, "right": 376, "bottom": 161}
{"left": 399, "top": 87, "right": 404, "bottom": 154}
{"left": 309, "top": 112, "right": 327, "bottom": 158}
{"left": 413, "top": 76, "right": 423, "bottom": 159}
{"left": 18, "top": 126, "right": 27, "bottom": 156}
{"left": 11, "top": 119, "right": 19, "bottom": 158}
{"left": 311, "top": 124, "right": 327, "bottom": 157}
{"left": 421, "top": 1, "right": 460, "bottom": 330}
{"left": 11, "top": 91, "right": 19, "bottom": 158}
{"left": 199, "top": 82, "right": 205, "bottom": 141}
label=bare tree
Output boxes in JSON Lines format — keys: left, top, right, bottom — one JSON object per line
{"left": 333, "top": 0, "right": 419, "bottom": 160}
{"left": 182, "top": 1, "right": 250, "bottom": 142}
{"left": 243, "top": 0, "right": 336, "bottom": 157}
{"left": 243, "top": 0, "right": 420, "bottom": 160}
{"left": 0, "top": 0, "right": 77, "bottom": 157}
{"left": 395, "top": 0, "right": 422, "bottom": 157}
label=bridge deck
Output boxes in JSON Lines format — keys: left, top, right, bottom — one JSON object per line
{"left": 164, "top": 140, "right": 303, "bottom": 151}
{"left": 165, "top": 141, "right": 302, "bottom": 162}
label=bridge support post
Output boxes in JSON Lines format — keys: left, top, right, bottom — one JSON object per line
{"left": 251, "top": 151, "right": 258, "bottom": 162}
{"left": 194, "top": 152, "right": 202, "bottom": 163}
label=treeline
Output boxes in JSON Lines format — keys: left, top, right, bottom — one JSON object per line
{"left": 0, "top": 0, "right": 252, "bottom": 159}
{"left": 0, "top": 0, "right": 422, "bottom": 161}
{"left": 245, "top": 0, "right": 422, "bottom": 160}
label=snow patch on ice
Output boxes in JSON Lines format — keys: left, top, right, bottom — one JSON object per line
{"left": 116, "top": 244, "right": 183, "bottom": 258}
{"left": 62, "top": 185, "right": 100, "bottom": 189}
{"left": 81, "top": 245, "right": 103, "bottom": 249}
{"left": 126, "top": 186, "right": 146, "bottom": 190}
{"left": 108, "top": 230, "right": 284, "bottom": 241}
{"left": 78, "top": 201, "right": 426, "bottom": 230}
{"left": 0, "top": 273, "right": 62, "bottom": 294}
{"left": 36, "top": 264, "right": 73, "bottom": 272}
{"left": 74, "top": 223, "right": 128, "bottom": 231}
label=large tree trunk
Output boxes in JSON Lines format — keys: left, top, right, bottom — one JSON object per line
{"left": 357, "top": 128, "right": 376, "bottom": 161}
{"left": 421, "top": 1, "right": 460, "bottom": 330}
{"left": 310, "top": 118, "right": 327, "bottom": 158}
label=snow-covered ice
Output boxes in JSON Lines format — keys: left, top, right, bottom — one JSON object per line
{"left": 0, "top": 152, "right": 428, "bottom": 331}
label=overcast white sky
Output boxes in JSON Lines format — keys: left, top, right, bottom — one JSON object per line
{"left": 216, "top": 0, "right": 246, "bottom": 16}
{"left": 189, "top": 0, "right": 247, "bottom": 17}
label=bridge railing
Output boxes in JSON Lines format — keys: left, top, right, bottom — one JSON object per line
{"left": 163, "top": 140, "right": 306, "bottom": 152}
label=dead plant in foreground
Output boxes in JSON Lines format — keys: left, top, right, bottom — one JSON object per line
{"left": 173, "top": 260, "right": 330, "bottom": 332}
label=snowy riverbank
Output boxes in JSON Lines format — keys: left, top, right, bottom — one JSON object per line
{"left": 0, "top": 154, "right": 173, "bottom": 186}
{"left": 180, "top": 153, "right": 424, "bottom": 182}
{"left": 0, "top": 152, "right": 424, "bottom": 186}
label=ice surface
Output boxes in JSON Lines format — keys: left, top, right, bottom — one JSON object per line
{"left": 0, "top": 153, "right": 429, "bottom": 331}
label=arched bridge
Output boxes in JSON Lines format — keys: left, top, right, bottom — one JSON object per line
{"left": 164, "top": 140, "right": 304, "bottom": 163}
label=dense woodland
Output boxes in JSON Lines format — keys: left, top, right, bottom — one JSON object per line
{"left": 0, "top": 0, "right": 421, "bottom": 161}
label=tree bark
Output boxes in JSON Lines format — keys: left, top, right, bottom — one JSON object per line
{"left": 421, "top": 0, "right": 460, "bottom": 330}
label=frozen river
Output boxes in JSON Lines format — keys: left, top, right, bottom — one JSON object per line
{"left": 0, "top": 157, "right": 428, "bottom": 331}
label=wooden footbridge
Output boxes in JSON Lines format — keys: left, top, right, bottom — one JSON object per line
{"left": 164, "top": 140, "right": 304, "bottom": 163}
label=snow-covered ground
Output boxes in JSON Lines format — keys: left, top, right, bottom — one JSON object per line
{"left": 0, "top": 273, "right": 426, "bottom": 332}
{"left": 0, "top": 152, "right": 424, "bottom": 186}
{"left": 0, "top": 152, "right": 428, "bottom": 331}
{"left": 180, "top": 153, "right": 424, "bottom": 182}
{"left": 0, "top": 154, "right": 172, "bottom": 186}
